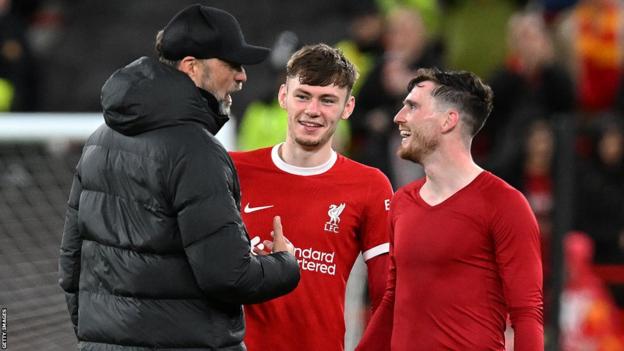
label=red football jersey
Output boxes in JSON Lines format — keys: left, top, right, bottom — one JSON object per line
{"left": 357, "top": 171, "right": 544, "bottom": 351}
{"left": 230, "top": 145, "right": 393, "bottom": 351}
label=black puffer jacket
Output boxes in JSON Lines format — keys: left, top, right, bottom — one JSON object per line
{"left": 58, "top": 56, "right": 300, "bottom": 350}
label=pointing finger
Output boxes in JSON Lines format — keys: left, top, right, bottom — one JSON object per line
{"left": 272, "top": 216, "right": 283, "bottom": 238}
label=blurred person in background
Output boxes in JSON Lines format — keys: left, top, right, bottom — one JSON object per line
{"left": 558, "top": 0, "right": 624, "bottom": 117}
{"left": 484, "top": 11, "right": 574, "bottom": 169}
{"left": 509, "top": 120, "right": 556, "bottom": 242}
{"left": 237, "top": 31, "right": 301, "bottom": 151}
{"left": 230, "top": 43, "right": 393, "bottom": 351}
{"left": 497, "top": 120, "right": 556, "bottom": 274}
{"left": 575, "top": 116, "right": 624, "bottom": 264}
{"left": 375, "top": 0, "right": 442, "bottom": 34}
{"left": 58, "top": 5, "right": 300, "bottom": 350}
{"left": 441, "top": 0, "right": 517, "bottom": 80}
{"left": 0, "top": 0, "right": 38, "bottom": 111}
{"left": 335, "top": 0, "right": 384, "bottom": 96}
{"left": 560, "top": 231, "right": 624, "bottom": 351}
{"left": 494, "top": 119, "right": 557, "bottom": 331}
{"left": 351, "top": 6, "right": 444, "bottom": 187}
{"left": 540, "top": 0, "right": 581, "bottom": 23}
{"left": 574, "top": 116, "right": 624, "bottom": 311}
{"left": 357, "top": 68, "right": 543, "bottom": 350}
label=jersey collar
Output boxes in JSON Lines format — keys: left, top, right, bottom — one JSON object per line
{"left": 271, "top": 143, "right": 337, "bottom": 176}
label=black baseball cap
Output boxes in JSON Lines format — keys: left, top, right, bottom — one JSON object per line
{"left": 160, "top": 4, "right": 270, "bottom": 64}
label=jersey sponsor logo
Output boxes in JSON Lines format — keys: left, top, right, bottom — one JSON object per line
{"left": 324, "top": 203, "right": 346, "bottom": 233}
{"left": 243, "top": 203, "right": 274, "bottom": 213}
{"left": 293, "top": 246, "right": 336, "bottom": 275}
{"left": 249, "top": 238, "right": 337, "bottom": 276}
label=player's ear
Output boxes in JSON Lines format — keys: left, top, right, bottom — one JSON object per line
{"left": 341, "top": 95, "right": 355, "bottom": 120}
{"left": 278, "top": 84, "right": 287, "bottom": 109}
{"left": 441, "top": 109, "right": 459, "bottom": 133}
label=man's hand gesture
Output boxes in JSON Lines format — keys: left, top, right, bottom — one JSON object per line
{"left": 252, "top": 216, "right": 295, "bottom": 256}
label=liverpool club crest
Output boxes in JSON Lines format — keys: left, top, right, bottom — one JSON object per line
{"left": 324, "top": 203, "right": 346, "bottom": 233}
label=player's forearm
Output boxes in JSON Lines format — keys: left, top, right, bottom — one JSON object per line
{"left": 365, "top": 254, "right": 389, "bottom": 312}
{"left": 358, "top": 242, "right": 396, "bottom": 349}
{"left": 355, "top": 290, "right": 394, "bottom": 351}
{"left": 512, "top": 321, "right": 544, "bottom": 351}
{"left": 510, "top": 306, "right": 544, "bottom": 351}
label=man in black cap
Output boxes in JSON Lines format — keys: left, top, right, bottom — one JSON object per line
{"left": 58, "top": 5, "right": 300, "bottom": 350}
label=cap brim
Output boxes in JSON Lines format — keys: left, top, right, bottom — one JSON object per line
{"left": 222, "top": 44, "right": 270, "bottom": 65}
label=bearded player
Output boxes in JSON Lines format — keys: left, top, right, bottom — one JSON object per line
{"left": 230, "top": 43, "right": 393, "bottom": 351}
{"left": 357, "top": 68, "right": 544, "bottom": 350}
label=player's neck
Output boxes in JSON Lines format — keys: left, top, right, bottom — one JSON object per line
{"left": 420, "top": 148, "right": 482, "bottom": 206}
{"left": 279, "top": 140, "right": 334, "bottom": 168}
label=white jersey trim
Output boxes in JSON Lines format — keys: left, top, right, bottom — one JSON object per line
{"left": 362, "top": 243, "right": 390, "bottom": 261}
{"left": 271, "top": 143, "right": 337, "bottom": 176}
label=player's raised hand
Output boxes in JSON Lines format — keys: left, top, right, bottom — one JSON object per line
{"left": 270, "top": 216, "right": 295, "bottom": 256}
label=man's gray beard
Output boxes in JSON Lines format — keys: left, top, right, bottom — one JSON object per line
{"left": 218, "top": 100, "right": 231, "bottom": 116}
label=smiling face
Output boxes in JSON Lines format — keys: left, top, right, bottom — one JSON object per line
{"left": 393, "top": 80, "right": 444, "bottom": 163}
{"left": 279, "top": 76, "right": 355, "bottom": 150}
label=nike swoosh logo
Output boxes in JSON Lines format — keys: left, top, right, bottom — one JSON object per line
{"left": 243, "top": 203, "right": 274, "bottom": 213}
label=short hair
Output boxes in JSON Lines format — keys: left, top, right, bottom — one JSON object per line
{"left": 154, "top": 30, "right": 180, "bottom": 67}
{"left": 286, "top": 43, "right": 358, "bottom": 95}
{"left": 408, "top": 68, "right": 494, "bottom": 137}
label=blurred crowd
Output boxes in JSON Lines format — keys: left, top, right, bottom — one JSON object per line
{"left": 2, "top": 0, "right": 624, "bottom": 348}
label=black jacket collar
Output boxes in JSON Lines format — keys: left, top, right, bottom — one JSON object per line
{"left": 102, "top": 56, "right": 229, "bottom": 136}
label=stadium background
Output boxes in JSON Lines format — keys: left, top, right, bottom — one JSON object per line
{"left": 1, "top": 0, "right": 624, "bottom": 350}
